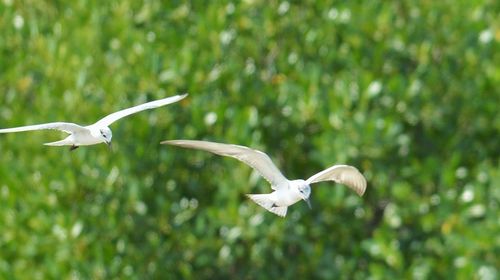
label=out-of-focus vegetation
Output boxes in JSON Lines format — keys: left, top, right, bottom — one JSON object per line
{"left": 0, "top": 0, "right": 499, "bottom": 278}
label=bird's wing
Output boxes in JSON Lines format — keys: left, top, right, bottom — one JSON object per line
{"left": 94, "top": 94, "right": 188, "bottom": 127}
{"left": 162, "top": 140, "right": 289, "bottom": 190}
{"left": 0, "top": 122, "right": 86, "bottom": 134}
{"left": 306, "top": 165, "right": 367, "bottom": 196}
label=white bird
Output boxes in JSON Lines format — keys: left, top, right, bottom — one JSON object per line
{"left": 0, "top": 94, "right": 187, "bottom": 150}
{"left": 161, "top": 140, "right": 367, "bottom": 217}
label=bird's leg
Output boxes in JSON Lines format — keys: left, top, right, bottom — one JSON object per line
{"left": 70, "top": 145, "right": 79, "bottom": 151}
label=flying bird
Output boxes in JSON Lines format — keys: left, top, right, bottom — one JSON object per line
{"left": 0, "top": 94, "right": 187, "bottom": 150}
{"left": 161, "top": 140, "right": 367, "bottom": 217}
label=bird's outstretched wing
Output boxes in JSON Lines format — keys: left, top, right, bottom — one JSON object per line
{"left": 94, "top": 94, "right": 188, "bottom": 127}
{"left": 306, "top": 165, "right": 367, "bottom": 196}
{"left": 162, "top": 140, "right": 289, "bottom": 190}
{"left": 0, "top": 122, "right": 87, "bottom": 134}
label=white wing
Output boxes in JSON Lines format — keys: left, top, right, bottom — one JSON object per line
{"left": 94, "top": 94, "right": 188, "bottom": 127}
{"left": 306, "top": 165, "right": 367, "bottom": 196}
{"left": 0, "top": 122, "right": 87, "bottom": 134}
{"left": 162, "top": 140, "right": 289, "bottom": 190}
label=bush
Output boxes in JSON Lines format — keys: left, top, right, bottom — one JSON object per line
{"left": 0, "top": 1, "right": 498, "bottom": 278}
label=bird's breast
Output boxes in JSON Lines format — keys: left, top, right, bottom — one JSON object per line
{"left": 74, "top": 131, "right": 104, "bottom": 145}
{"left": 273, "top": 189, "right": 303, "bottom": 207}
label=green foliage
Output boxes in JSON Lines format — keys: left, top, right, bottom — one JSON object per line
{"left": 0, "top": 0, "right": 498, "bottom": 279}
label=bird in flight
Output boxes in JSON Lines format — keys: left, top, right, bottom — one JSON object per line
{"left": 161, "top": 140, "right": 367, "bottom": 217}
{"left": 0, "top": 94, "right": 187, "bottom": 150}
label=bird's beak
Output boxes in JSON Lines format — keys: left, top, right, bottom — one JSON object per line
{"left": 304, "top": 198, "right": 312, "bottom": 209}
{"left": 107, "top": 141, "right": 112, "bottom": 150}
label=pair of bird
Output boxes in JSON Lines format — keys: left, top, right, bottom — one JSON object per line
{"left": 0, "top": 94, "right": 367, "bottom": 217}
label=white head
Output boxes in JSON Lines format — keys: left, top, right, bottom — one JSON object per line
{"left": 292, "top": 179, "right": 312, "bottom": 208}
{"left": 99, "top": 127, "right": 113, "bottom": 146}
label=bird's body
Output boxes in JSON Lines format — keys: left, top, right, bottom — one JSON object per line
{"left": 272, "top": 180, "right": 309, "bottom": 206}
{"left": 42, "top": 125, "right": 109, "bottom": 147}
{"left": 0, "top": 94, "right": 187, "bottom": 150}
{"left": 162, "top": 140, "right": 367, "bottom": 217}
{"left": 247, "top": 180, "right": 308, "bottom": 217}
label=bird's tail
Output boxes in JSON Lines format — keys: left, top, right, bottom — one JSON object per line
{"left": 247, "top": 194, "right": 287, "bottom": 217}
{"left": 44, "top": 138, "right": 72, "bottom": 146}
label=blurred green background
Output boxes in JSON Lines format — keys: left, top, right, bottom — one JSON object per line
{"left": 0, "top": 0, "right": 499, "bottom": 279}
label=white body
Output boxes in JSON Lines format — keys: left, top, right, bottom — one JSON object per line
{"left": 162, "top": 140, "right": 367, "bottom": 217}
{"left": 44, "top": 125, "right": 108, "bottom": 147}
{"left": 270, "top": 180, "right": 309, "bottom": 207}
{"left": 0, "top": 94, "right": 187, "bottom": 148}
{"left": 272, "top": 181, "right": 306, "bottom": 206}
{"left": 248, "top": 180, "right": 309, "bottom": 217}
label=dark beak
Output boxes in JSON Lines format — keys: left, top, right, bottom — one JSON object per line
{"left": 304, "top": 198, "right": 312, "bottom": 209}
{"left": 107, "top": 141, "right": 112, "bottom": 150}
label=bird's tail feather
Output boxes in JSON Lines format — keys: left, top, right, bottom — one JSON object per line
{"left": 247, "top": 194, "right": 287, "bottom": 217}
{"left": 44, "top": 139, "right": 72, "bottom": 146}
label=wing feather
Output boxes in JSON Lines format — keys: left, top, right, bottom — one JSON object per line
{"left": 306, "top": 165, "right": 367, "bottom": 196}
{"left": 0, "top": 122, "right": 86, "bottom": 134}
{"left": 94, "top": 94, "right": 187, "bottom": 127}
{"left": 162, "top": 140, "right": 289, "bottom": 190}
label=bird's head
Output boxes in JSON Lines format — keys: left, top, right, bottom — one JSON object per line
{"left": 99, "top": 127, "right": 113, "bottom": 147}
{"left": 293, "top": 179, "right": 312, "bottom": 209}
